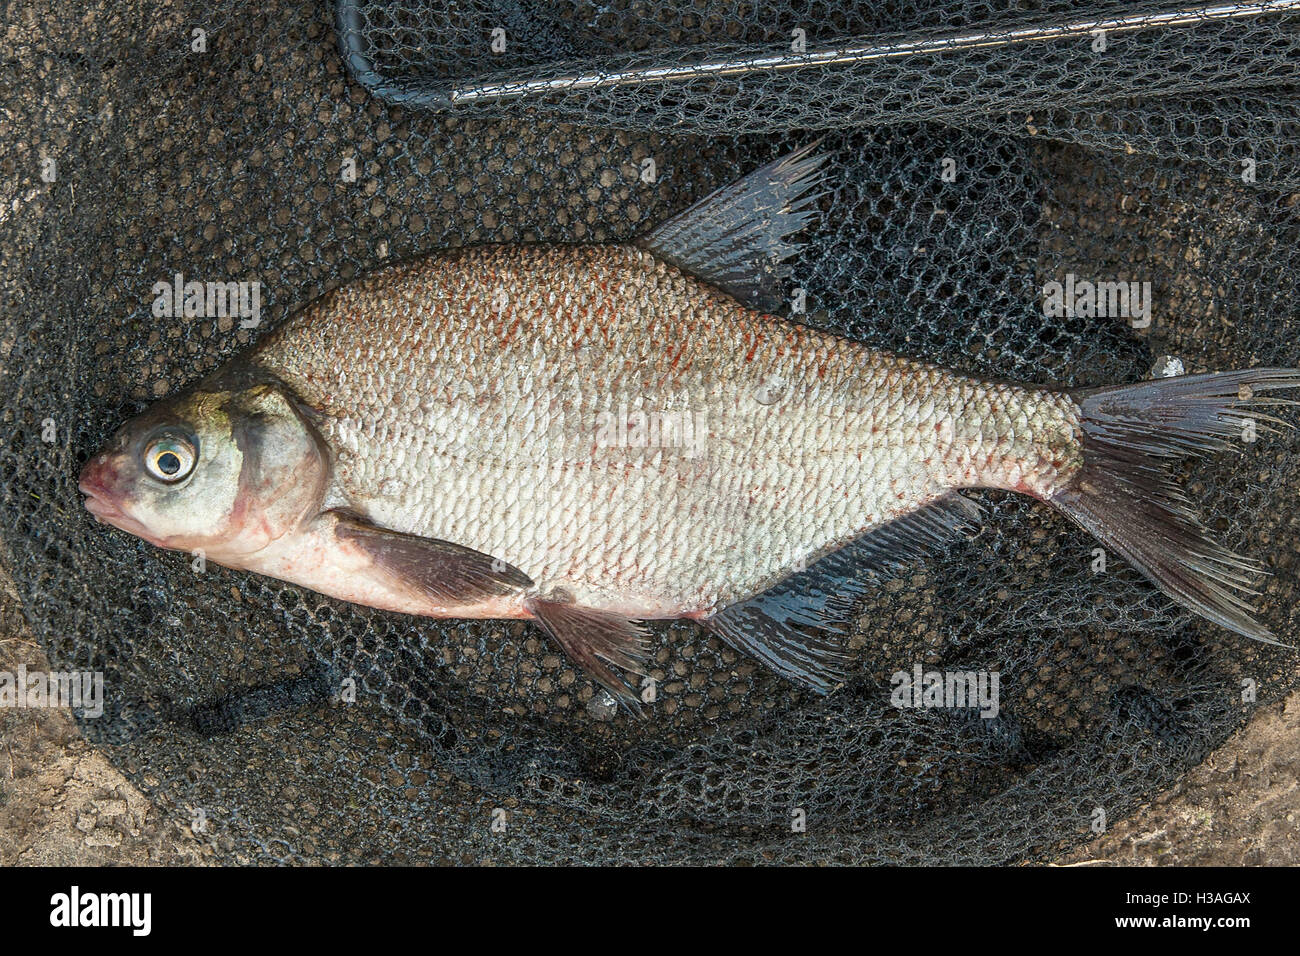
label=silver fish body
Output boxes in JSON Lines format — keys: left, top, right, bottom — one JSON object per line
{"left": 255, "top": 242, "right": 1081, "bottom": 619}
{"left": 80, "top": 145, "right": 1299, "bottom": 707}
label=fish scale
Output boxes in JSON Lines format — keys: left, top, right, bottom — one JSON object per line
{"left": 254, "top": 242, "right": 1081, "bottom": 617}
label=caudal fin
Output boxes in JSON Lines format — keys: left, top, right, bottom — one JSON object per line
{"left": 1049, "top": 368, "right": 1300, "bottom": 645}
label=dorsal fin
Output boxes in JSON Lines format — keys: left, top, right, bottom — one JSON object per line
{"left": 637, "top": 141, "right": 828, "bottom": 314}
{"left": 704, "top": 494, "right": 984, "bottom": 692}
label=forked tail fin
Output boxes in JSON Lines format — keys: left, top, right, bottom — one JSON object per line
{"left": 1049, "top": 368, "right": 1300, "bottom": 644}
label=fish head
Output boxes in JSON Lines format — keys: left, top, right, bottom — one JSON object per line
{"left": 79, "top": 382, "right": 329, "bottom": 563}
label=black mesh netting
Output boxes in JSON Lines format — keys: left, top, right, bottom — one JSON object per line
{"left": 2, "top": 0, "right": 1299, "bottom": 864}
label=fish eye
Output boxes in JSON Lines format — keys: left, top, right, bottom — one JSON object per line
{"left": 143, "top": 434, "right": 197, "bottom": 483}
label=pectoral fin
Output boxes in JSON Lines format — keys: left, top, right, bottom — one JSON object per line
{"left": 331, "top": 511, "right": 533, "bottom": 608}
{"left": 525, "top": 596, "right": 651, "bottom": 713}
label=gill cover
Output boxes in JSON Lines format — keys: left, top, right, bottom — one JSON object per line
{"left": 220, "top": 382, "right": 332, "bottom": 554}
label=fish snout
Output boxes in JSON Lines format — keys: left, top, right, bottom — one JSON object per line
{"left": 79, "top": 453, "right": 126, "bottom": 522}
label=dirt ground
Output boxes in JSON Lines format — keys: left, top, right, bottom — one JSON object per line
{"left": 0, "top": 569, "right": 205, "bottom": 865}
{"left": 1, "top": 554, "right": 1295, "bottom": 866}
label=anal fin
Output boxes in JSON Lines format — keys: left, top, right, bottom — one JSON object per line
{"left": 526, "top": 596, "right": 651, "bottom": 713}
{"left": 704, "top": 601, "right": 850, "bottom": 694}
{"left": 705, "top": 494, "right": 984, "bottom": 692}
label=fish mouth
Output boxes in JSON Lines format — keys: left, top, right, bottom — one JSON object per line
{"left": 78, "top": 461, "right": 132, "bottom": 528}
{"left": 79, "top": 464, "right": 164, "bottom": 544}
{"left": 81, "top": 491, "right": 121, "bottom": 522}
{"left": 79, "top": 476, "right": 125, "bottom": 524}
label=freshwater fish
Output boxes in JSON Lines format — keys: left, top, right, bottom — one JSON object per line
{"left": 79, "top": 144, "right": 1298, "bottom": 709}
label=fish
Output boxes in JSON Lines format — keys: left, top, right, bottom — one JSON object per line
{"left": 79, "top": 143, "right": 1299, "bottom": 710}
